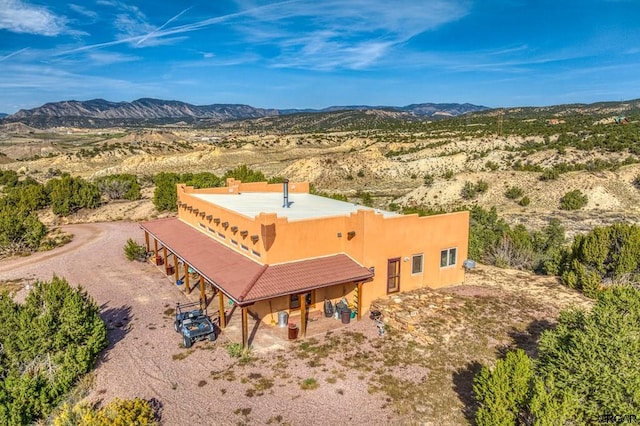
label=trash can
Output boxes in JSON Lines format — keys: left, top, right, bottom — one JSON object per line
{"left": 165, "top": 265, "right": 174, "bottom": 275}
{"left": 155, "top": 255, "right": 163, "bottom": 265}
{"left": 288, "top": 323, "right": 298, "bottom": 340}
{"left": 341, "top": 308, "right": 352, "bottom": 324}
{"left": 277, "top": 311, "right": 288, "bottom": 327}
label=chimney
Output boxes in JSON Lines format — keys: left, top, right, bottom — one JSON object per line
{"left": 283, "top": 179, "right": 289, "bottom": 208}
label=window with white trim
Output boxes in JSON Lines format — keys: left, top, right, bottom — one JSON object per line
{"left": 411, "top": 254, "right": 423, "bottom": 274}
{"left": 440, "top": 248, "right": 457, "bottom": 267}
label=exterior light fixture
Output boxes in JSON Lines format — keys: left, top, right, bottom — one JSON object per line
{"left": 231, "top": 226, "right": 238, "bottom": 233}
{"left": 337, "top": 232, "right": 342, "bottom": 238}
{"left": 222, "top": 222, "right": 229, "bottom": 229}
{"left": 213, "top": 218, "right": 220, "bottom": 224}
{"left": 192, "top": 208, "right": 199, "bottom": 214}
{"left": 206, "top": 215, "right": 213, "bottom": 221}
{"left": 240, "top": 230, "right": 249, "bottom": 237}
{"left": 250, "top": 235, "right": 259, "bottom": 243}
{"left": 199, "top": 211, "right": 206, "bottom": 218}
{"left": 347, "top": 231, "right": 356, "bottom": 240}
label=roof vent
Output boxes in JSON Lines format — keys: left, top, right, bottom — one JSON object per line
{"left": 283, "top": 179, "right": 290, "bottom": 208}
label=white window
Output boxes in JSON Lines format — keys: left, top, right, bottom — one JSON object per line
{"left": 440, "top": 248, "right": 457, "bottom": 268}
{"left": 412, "top": 254, "right": 423, "bottom": 274}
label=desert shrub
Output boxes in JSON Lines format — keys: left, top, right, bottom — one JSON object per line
{"left": 633, "top": 174, "right": 640, "bottom": 189}
{"left": 152, "top": 172, "right": 181, "bottom": 212}
{"left": 473, "top": 349, "right": 533, "bottom": 426}
{"left": 0, "top": 205, "right": 47, "bottom": 256}
{"left": 45, "top": 175, "right": 101, "bottom": 216}
{"left": 0, "top": 277, "right": 107, "bottom": 424}
{"left": 0, "top": 170, "right": 19, "bottom": 188}
{"left": 518, "top": 196, "right": 531, "bottom": 206}
{"left": 504, "top": 186, "right": 524, "bottom": 199}
{"left": 461, "top": 181, "right": 478, "bottom": 200}
{"left": 461, "top": 180, "right": 489, "bottom": 200}
{"left": 443, "top": 169, "right": 454, "bottom": 180}
{"left": 468, "top": 206, "right": 510, "bottom": 261}
{"left": 485, "top": 160, "right": 499, "bottom": 171}
{"left": 539, "top": 168, "right": 560, "bottom": 181}
{"left": 536, "top": 286, "right": 640, "bottom": 422}
{"left": 560, "top": 223, "right": 640, "bottom": 296}
{"left": 124, "top": 238, "right": 147, "bottom": 261}
{"left": 474, "top": 287, "right": 640, "bottom": 424}
{"left": 423, "top": 173, "right": 434, "bottom": 186}
{"left": 355, "top": 191, "right": 373, "bottom": 207}
{"left": 559, "top": 189, "right": 588, "bottom": 210}
{"left": 223, "top": 164, "right": 266, "bottom": 183}
{"left": 53, "top": 398, "right": 158, "bottom": 426}
{"left": 95, "top": 174, "right": 141, "bottom": 201}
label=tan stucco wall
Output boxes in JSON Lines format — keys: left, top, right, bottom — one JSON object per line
{"left": 176, "top": 180, "right": 469, "bottom": 316}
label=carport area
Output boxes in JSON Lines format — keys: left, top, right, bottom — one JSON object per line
{"left": 140, "top": 218, "right": 373, "bottom": 349}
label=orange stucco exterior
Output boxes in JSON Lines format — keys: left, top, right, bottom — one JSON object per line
{"left": 176, "top": 179, "right": 469, "bottom": 318}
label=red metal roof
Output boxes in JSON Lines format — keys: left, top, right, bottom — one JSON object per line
{"left": 139, "top": 218, "right": 372, "bottom": 304}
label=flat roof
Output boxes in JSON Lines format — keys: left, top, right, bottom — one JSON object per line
{"left": 190, "top": 192, "right": 399, "bottom": 221}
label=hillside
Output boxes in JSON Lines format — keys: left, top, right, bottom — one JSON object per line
{"left": 1, "top": 98, "right": 639, "bottom": 237}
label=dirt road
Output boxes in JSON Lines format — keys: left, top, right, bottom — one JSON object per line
{"left": 0, "top": 222, "right": 395, "bottom": 426}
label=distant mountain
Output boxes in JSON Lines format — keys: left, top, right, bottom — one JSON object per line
{"left": 1, "top": 98, "right": 489, "bottom": 128}
{"left": 0, "top": 113, "right": 7, "bottom": 118}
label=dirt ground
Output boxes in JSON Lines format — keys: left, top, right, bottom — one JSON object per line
{"left": 0, "top": 222, "right": 592, "bottom": 425}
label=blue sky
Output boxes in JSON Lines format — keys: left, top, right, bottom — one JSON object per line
{"left": 1, "top": 0, "right": 640, "bottom": 114}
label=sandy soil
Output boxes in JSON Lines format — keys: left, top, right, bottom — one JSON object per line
{"left": 0, "top": 222, "right": 398, "bottom": 426}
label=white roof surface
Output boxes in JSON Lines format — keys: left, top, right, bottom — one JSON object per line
{"left": 191, "top": 192, "right": 399, "bottom": 221}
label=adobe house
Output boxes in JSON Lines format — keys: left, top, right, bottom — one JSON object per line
{"left": 140, "top": 178, "right": 469, "bottom": 348}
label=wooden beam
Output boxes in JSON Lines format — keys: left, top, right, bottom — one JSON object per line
{"left": 218, "top": 290, "right": 226, "bottom": 329}
{"left": 162, "top": 246, "right": 167, "bottom": 267}
{"left": 199, "top": 276, "right": 206, "bottom": 306}
{"left": 184, "top": 262, "right": 190, "bottom": 292}
{"left": 299, "top": 294, "right": 306, "bottom": 338}
{"left": 357, "top": 281, "right": 363, "bottom": 321}
{"left": 144, "top": 231, "right": 150, "bottom": 252}
{"left": 241, "top": 306, "right": 248, "bottom": 349}
{"left": 154, "top": 238, "right": 158, "bottom": 256}
{"left": 173, "top": 254, "right": 180, "bottom": 289}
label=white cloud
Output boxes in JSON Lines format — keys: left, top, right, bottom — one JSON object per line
{"left": 68, "top": 4, "right": 98, "bottom": 19}
{"left": 0, "top": 0, "right": 68, "bottom": 36}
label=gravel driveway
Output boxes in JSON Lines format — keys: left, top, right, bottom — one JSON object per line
{"left": 0, "top": 222, "right": 397, "bottom": 426}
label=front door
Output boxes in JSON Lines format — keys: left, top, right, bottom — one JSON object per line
{"left": 387, "top": 258, "right": 400, "bottom": 293}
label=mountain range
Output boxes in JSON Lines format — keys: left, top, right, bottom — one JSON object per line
{"left": 0, "top": 98, "right": 489, "bottom": 128}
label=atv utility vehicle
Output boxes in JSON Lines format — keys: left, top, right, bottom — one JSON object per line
{"left": 174, "top": 301, "right": 216, "bottom": 348}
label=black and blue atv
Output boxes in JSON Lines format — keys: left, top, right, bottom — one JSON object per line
{"left": 174, "top": 301, "right": 217, "bottom": 348}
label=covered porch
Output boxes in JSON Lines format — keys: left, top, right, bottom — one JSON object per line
{"left": 139, "top": 218, "right": 373, "bottom": 349}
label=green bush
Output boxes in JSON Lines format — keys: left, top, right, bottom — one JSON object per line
{"left": 518, "top": 196, "right": 531, "bottom": 206}
{"left": 45, "top": 175, "right": 101, "bottom": 216}
{"left": 0, "top": 277, "right": 107, "bottom": 424}
{"left": 539, "top": 168, "right": 560, "bottom": 181}
{"left": 124, "top": 238, "right": 147, "bottom": 261}
{"left": 53, "top": 398, "right": 158, "bottom": 426}
{"left": 559, "top": 189, "right": 588, "bottom": 210}
{"left": 0, "top": 205, "right": 47, "bottom": 256}
{"left": 423, "top": 174, "right": 435, "bottom": 186}
{"left": 95, "top": 174, "right": 141, "bottom": 201}
{"left": 560, "top": 223, "right": 640, "bottom": 295}
{"left": 474, "top": 287, "right": 640, "bottom": 424}
{"left": 473, "top": 349, "right": 533, "bottom": 426}
{"left": 461, "top": 180, "right": 489, "bottom": 200}
{"left": 504, "top": 186, "right": 524, "bottom": 199}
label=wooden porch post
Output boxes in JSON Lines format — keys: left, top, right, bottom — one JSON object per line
{"left": 241, "top": 306, "right": 248, "bottom": 349}
{"left": 357, "top": 281, "right": 363, "bottom": 321}
{"left": 199, "top": 276, "right": 206, "bottom": 306}
{"left": 144, "top": 231, "right": 150, "bottom": 252}
{"left": 298, "top": 294, "right": 306, "bottom": 338}
{"left": 173, "top": 255, "right": 180, "bottom": 287}
{"left": 218, "top": 291, "right": 226, "bottom": 329}
{"left": 154, "top": 239, "right": 158, "bottom": 256}
{"left": 183, "top": 263, "right": 190, "bottom": 292}
{"left": 162, "top": 246, "right": 167, "bottom": 267}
